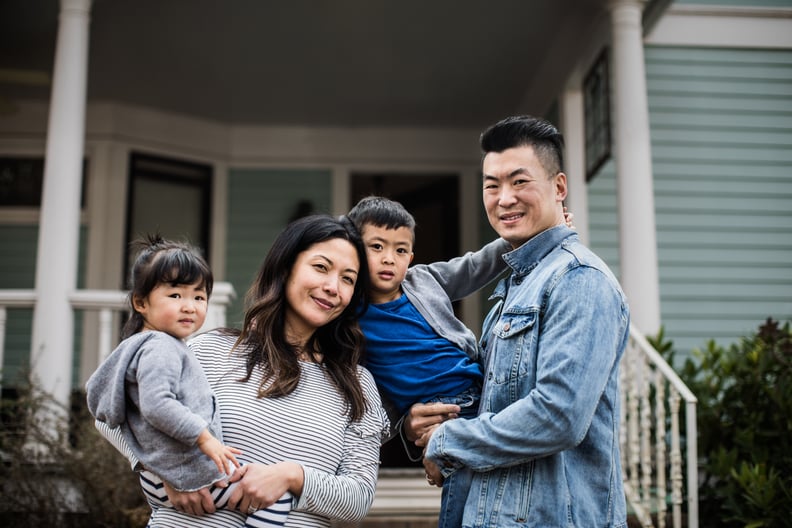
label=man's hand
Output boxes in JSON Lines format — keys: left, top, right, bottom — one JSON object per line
{"left": 403, "top": 402, "right": 460, "bottom": 443}
{"left": 163, "top": 481, "right": 215, "bottom": 516}
{"left": 417, "top": 423, "right": 440, "bottom": 448}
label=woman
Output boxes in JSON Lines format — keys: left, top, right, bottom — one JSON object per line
{"left": 103, "top": 215, "right": 389, "bottom": 527}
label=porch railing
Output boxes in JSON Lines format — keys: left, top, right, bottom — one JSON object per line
{"left": 0, "top": 290, "right": 699, "bottom": 527}
{"left": 621, "top": 324, "right": 699, "bottom": 528}
{"left": 0, "top": 283, "right": 235, "bottom": 391}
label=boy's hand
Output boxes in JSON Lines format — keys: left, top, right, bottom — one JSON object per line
{"left": 563, "top": 206, "right": 575, "bottom": 229}
{"left": 196, "top": 429, "right": 242, "bottom": 476}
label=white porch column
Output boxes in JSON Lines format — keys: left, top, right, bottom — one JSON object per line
{"left": 609, "top": 0, "right": 661, "bottom": 335}
{"left": 560, "top": 89, "right": 590, "bottom": 246}
{"left": 31, "top": 0, "right": 92, "bottom": 410}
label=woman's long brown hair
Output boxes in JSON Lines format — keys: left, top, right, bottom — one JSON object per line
{"left": 232, "top": 215, "right": 370, "bottom": 421}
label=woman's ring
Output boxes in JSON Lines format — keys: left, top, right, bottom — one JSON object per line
{"left": 248, "top": 505, "right": 258, "bottom": 514}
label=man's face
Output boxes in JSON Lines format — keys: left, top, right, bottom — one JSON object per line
{"left": 482, "top": 145, "right": 567, "bottom": 249}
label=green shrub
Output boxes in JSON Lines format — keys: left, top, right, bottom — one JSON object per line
{"left": 0, "top": 379, "right": 149, "bottom": 528}
{"left": 652, "top": 318, "right": 792, "bottom": 528}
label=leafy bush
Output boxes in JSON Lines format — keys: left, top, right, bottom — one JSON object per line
{"left": 652, "top": 318, "right": 792, "bottom": 528}
{"left": 0, "top": 379, "right": 149, "bottom": 528}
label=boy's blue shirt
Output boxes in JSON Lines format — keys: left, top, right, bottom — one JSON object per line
{"left": 361, "top": 238, "right": 511, "bottom": 423}
{"left": 359, "top": 295, "right": 482, "bottom": 414}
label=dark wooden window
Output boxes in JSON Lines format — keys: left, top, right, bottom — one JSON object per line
{"left": 584, "top": 49, "right": 612, "bottom": 182}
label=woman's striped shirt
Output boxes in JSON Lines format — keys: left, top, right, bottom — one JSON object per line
{"left": 148, "top": 330, "right": 389, "bottom": 528}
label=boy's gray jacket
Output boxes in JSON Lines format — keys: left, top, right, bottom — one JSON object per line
{"left": 85, "top": 331, "right": 225, "bottom": 491}
{"left": 400, "top": 238, "right": 511, "bottom": 364}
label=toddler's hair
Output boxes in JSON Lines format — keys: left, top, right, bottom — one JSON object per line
{"left": 122, "top": 234, "right": 213, "bottom": 339}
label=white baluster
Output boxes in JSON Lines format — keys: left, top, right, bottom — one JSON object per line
{"left": 628, "top": 346, "right": 641, "bottom": 500}
{"left": 655, "top": 368, "right": 667, "bottom": 528}
{"left": 669, "top": 388, "right": 683, "bottom": 528}
{"left": 640, "top": 360, "right": 652, "bottom": 521}
{"left": 98, "top": 308, "right": 113, "bottom": 364}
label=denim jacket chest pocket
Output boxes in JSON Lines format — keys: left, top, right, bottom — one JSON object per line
{"left": 483, "top": 307, "right": 539, "bottom": 408}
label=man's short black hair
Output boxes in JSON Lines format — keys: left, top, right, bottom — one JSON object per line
{"left": 480, "top": 115, "right": 565, "bottom": 176}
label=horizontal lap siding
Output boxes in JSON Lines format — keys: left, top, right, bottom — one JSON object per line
{"left": 0, "top": 225, "right": 87, "bottom": 388}
{"left": 588, "top": 159, "right": 621, "bottom": 275}
{"left": 590, "top": 45, "right": 792, "bottom": 357}
{"left": 0, "top": 226, "right": 37, "bottom": 387}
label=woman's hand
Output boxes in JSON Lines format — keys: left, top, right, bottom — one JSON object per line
{"left": 227, "top": 462, "right": 303, "bottom": 514}
{"left": 423, "top": 457, "right": 444, "bottom": 488}
{"left": 163, "top": 481, "right": 215, "bottom": 516}
{"left": 403, "top": 402, "right": 460, "bottom": 443}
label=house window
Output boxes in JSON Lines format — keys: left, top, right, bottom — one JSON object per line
{"left": 0, "top": 157, "right": 87, "bottom": 207}
{"left": 583, "top": 49, "right": 611, "bottom": 181}
{"left": 124, "top": 153, "right": 212, "bottom": 283}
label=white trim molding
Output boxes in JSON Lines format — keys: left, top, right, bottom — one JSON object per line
{"left": 647, "top": 4, "right": 792, "bottom": 48}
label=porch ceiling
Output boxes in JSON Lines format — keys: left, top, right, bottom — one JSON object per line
{"left": 0, "top": 0, "right": 608, "bottom": 128}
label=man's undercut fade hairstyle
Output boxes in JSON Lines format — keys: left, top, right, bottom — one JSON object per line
{"left": 480, "top": 115, "right": 565, "bottom": 177}
{"left": 347, "top": 195, "right": 416, "bottom": 242}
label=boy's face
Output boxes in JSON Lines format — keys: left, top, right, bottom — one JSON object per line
{"left": 360, "top": 224, "right": 414, "bottom": 304}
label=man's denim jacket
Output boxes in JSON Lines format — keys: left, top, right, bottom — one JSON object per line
{"left": 425, "top": 226, "right": 630, "bottom": 527}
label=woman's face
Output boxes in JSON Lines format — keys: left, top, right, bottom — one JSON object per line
{"left": 284, "top": 237, "right": 360, "bottom": 345}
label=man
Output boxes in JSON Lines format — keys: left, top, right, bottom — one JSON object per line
{"left": 408, "top": 115, "right": 630, "bottom": 527}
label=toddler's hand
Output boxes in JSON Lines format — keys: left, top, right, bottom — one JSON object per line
{"left": 197, "top": 429, "right": 242, "bottom": 476}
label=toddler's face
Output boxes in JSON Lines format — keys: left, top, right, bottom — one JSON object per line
{"left": 136, "top": 280, "right": 208, "bottom": 340}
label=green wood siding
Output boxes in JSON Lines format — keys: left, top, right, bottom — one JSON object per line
{"left": 0, "top": 225, "right": 87, "bottom": 388}
{"left": 587, "top": 159, "right": 621, "bottom": 277}
{"left": 589, "top": 45, "right": 792, "bottom": 356}
{"left": 225, "top": 168, "right": 332, "bottom": 326}
{"left": 0, "top": 226, "right": 37, "bottom": 387}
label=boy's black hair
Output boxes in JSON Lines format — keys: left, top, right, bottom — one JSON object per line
{"left": 347, "top": 196, "right": 416, "bottom": 241}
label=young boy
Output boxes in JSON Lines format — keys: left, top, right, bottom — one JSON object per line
{"left": 347, "top": 196, "right": 511, "bottom": 528}
{"left": 348, "top": 196, "right": 573, "bottom": 527}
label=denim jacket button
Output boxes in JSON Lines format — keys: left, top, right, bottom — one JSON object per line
{"left": 503, "top": 322, "right": 511, "bottom": 332}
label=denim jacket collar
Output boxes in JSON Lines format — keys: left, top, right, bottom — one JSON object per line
{"left": 491, "top": 225, "right": 577, "bottom": 300}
